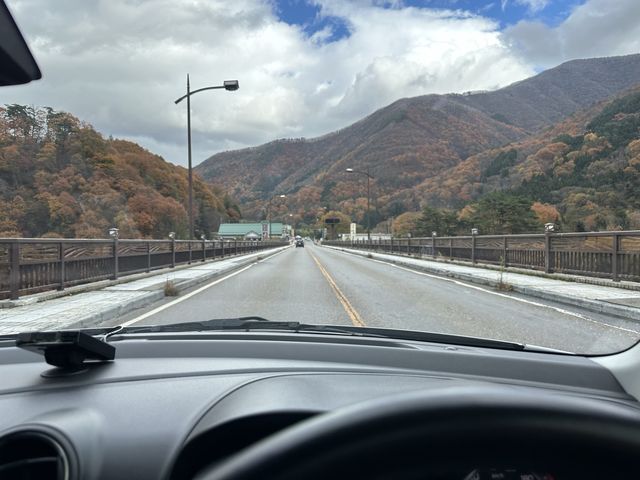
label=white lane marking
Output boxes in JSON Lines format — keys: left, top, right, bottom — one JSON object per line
{"left": 330, "top": 248, "right": 640, "bottom": 335}
{"left": 119, "top": 247, "right": 290, "bottom": 327}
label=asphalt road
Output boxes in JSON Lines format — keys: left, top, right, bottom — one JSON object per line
{"left": 118, "top": 242, "right": 640, "bottom": 354}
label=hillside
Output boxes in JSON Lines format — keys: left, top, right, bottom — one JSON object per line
{"left": 430, "top": 86, "right": 640, "bottom": 232}
{"left": 196, "top": 54, "right": 640, "bottom": 225}
{"left": 198, "top": 96, "right": 526, "bottom": 219}
{"left": 0, "top": 105, "right": 241, "bottom": 238}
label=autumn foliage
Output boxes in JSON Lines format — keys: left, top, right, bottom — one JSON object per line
{"left": 0, "top": 105, "right": 240, "bottom": 238}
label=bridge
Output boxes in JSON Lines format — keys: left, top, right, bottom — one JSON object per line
{"left": 2, "top": 233, "right": 640, "bottom": 354}
{"left": 325, "top": 230, "right": 640, "bottom": 282}
{"left": 0, "top": 238, "right": 284, "bottom": 300}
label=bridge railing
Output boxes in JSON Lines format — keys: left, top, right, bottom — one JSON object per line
{"left": 324, "top": 231, "right": 640, "bottom": 283}
{"left": 0, "top": 238, "right": 285, "bottom": 300}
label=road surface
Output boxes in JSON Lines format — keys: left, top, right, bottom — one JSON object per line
{"left": 117, "top": 242, "right": 640, "bottom": 354}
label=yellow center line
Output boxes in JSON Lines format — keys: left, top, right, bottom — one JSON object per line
{"left": 309, "top": 250, "right": 366, "bottom": 327}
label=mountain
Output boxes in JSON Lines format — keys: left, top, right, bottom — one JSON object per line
{"left": 0, "top": 105, "right": 241, "bottom": 238}
{"left": 426, "top": 85, "right": 640, "bottom": 232}
{"left": 195, "top": 54, "right": 640, "bottom": 224}
{"left": 453, "top": 54, "right": 640, "bottom": 132}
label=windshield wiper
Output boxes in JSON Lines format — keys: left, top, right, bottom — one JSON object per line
{"left": 327, "top": 325, "right": 527, "bottom": 351}
{"left": 118, "top": 317, "right": 528, "bottom": 350}
{"left": 121, "top": 317, "right": 379, "bottom": 337}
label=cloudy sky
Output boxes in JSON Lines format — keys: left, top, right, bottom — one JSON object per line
{"left": 2, "top": 0, "right": 640, "bottom": 167}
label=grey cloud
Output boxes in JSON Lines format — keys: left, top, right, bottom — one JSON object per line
{"left": 503, "top": 0, "right": 640, "bottom": 68}
{"left": 501, "top": 20, "right": 561, "bottom": 66}
{"left": 13, "top": 0, "right": 271, "bottom": 53}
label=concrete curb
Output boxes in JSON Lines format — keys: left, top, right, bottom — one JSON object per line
{"left": 59, "top": 246, "right": 290, "bottom": 330}
{"left": 324, "top": 246, "right": 640, "bottom": 322}
{"left": 0, "top": 247, "right": 285, "bottom": 309}
{"left": 64, "top": 290, "right": 167, "bottom": 330}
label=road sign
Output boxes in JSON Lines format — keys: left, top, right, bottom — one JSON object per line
{"left": 350, "top": 223, "right": 356, "bottom": 238}
{"left": 324, "top": 217, "right": 340, "bottom": 225}
{"left": 261, "top": 222, "right": 269, "bottom": 239}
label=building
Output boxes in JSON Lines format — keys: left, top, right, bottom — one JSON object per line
{"left": 217, "top": 222, "right": 291, "bottom": 240}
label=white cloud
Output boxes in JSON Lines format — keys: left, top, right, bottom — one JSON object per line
{"left": 501, "top": 0, "right": 550, "bottom": 13}
{"left": 8, "top": 0, "right": 632, "bottom": 168}
{"left": 514, "top": 0, "right": 550, "bottom": 13}
{"left": 315, "top": 2, "right": 531, "bottom": 119}
{"left": 503, "top": 0, "right": 640, "bottom": 68}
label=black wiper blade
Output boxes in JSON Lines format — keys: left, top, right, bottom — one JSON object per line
{"left": 119, "top": 318, "right": 523, "bottom": 349}
{"left": 313, "top": 325, "right": 526, "bottom": 351}
{"left": 122, "top": 316, "right": 273, "bottom": 334}
{"left": 121, "top": 317, "right": 379, "bottom": 337}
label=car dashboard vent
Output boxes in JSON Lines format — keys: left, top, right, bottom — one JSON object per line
{"left": 0, "top": 430, "right": 69, "bottom": 480}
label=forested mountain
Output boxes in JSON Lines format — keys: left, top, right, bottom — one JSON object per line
{"left": 415, "top": 86, "right": 640, "bottom": 233}
{"left": 0, "top": 105, "right": 241, "bottom": 238}
{"left": 195, "top": 54, "right": 640, "bottom": 227}
{"left": 5, "top": 54, "right": 638, "bottom": 240}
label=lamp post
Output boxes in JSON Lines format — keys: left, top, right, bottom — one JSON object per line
{"left": 471, "top": 228, "right": 478, "bottom": 264}
{"left": 266, "top": 194, "right": 286, "bottom": 239}
{"left": 109, "top": 228, "right": 119, "bottom": 280}
{"left": 345, "top": 167, "right": 374, "bottom": 242}
{"left": 432, "top": 231, "right": 437, "bottom": 259}
{"left": 175, "top": 76, "right": 239, "bottom": 239}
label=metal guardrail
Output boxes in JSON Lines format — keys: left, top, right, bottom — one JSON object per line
{"left": 325, "top": 231, "right": 640, "bottom": 283}
{"left": 0, "top": 238, "right": 285, "bottom": 300}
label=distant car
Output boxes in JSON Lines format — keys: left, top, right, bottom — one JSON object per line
{"left": 295, "top": 238, "right": 304, "bottom": 248}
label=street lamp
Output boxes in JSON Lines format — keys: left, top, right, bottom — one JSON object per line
{"left": 266, "top": 194, "right": 286, "bottom": 239}
{"left": 345, "top": 167, "right": 374, "bottom": 242}
{"left": 175, "top": 75, "right": 239, "bottom": 240}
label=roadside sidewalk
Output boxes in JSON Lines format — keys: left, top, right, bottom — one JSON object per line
{"left": 0, "top": 246, "right": 289, "bottom": 334}
{"left": 324, "top": 245, "right": 640, "bottom": 322}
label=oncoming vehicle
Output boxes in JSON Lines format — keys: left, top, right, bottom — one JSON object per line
{"left": 3, "top": 1, "right": 640, "bottom": 480}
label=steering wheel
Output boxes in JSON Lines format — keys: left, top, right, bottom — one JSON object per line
{"left": 198, "top": 386, "right": 640, "bottom": 480}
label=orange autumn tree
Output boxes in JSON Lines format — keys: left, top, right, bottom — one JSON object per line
{"left": 0, "top": 105, "right": 239, "bottom": 238}
{"left": 531, "top": 202, "right": 560, "bottom": 225}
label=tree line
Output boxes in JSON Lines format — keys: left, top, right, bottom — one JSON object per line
{"left": 392, "top": 191, "right": 559, "bottom": 237}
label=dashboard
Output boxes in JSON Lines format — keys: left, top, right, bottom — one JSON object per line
{"left": 1, "top": 331, "right": 639, "bottom": 479}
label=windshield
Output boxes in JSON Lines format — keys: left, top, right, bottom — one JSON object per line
{"left": 1, "top": 0, "right": 640, "bottom": 356}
